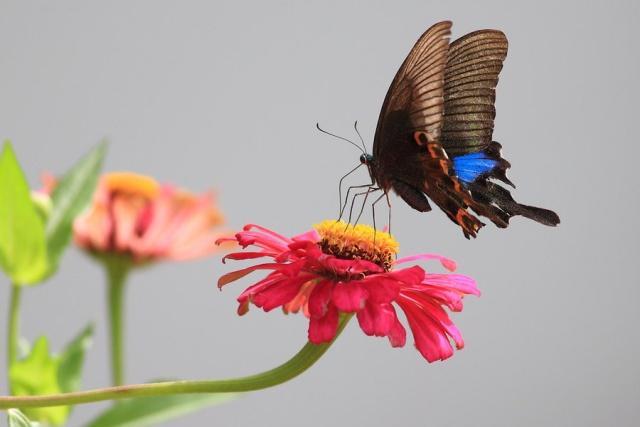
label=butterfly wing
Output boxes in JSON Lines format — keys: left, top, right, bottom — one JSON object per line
{"left": 374, "top": 20, "right": 451, "bottom": 156}
{"left": 442, "top": 31, "right": 560, "bottom": 227}
{"left": 373, "top": 21, "right": 486, "bottom": 237}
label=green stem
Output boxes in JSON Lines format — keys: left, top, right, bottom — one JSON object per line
{"left": 105, "top": 256, "right": 131, "bottom": 386}
{"left": 0, "top": 314, "right": 352, "bottom": 409}
{"left": 7, "top": 284, "right": 22, "bottom": 373}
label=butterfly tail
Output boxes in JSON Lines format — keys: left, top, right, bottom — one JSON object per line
{"left": 451, "top": 142, "right": 560, "bottom": 228}
{"left": 471, "top": 182, "right": 561, "bottom": 227}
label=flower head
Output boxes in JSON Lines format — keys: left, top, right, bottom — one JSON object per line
{"left": 217, "top": 220, "right": 480, "bottom": 363}
{"left": 74, "top": 172, "right": 228, "bottom": 263}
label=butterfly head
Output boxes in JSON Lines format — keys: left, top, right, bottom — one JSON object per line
{"left": 359, "top": 153, "right": 377, "bottom": 182}
{"left": 359, "top": 153, "right": 374, "bottom": 166}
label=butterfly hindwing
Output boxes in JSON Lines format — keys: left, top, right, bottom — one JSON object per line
{"left": 441, "top": 30, "right": 560, "bottom": 228}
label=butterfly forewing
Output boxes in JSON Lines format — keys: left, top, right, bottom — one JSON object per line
{"left": 373, "top": 20, "right": 452, "bottom": 159}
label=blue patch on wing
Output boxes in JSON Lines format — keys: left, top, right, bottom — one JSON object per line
{"left": 452, "top": 152, "right": 499, "bottom": 184}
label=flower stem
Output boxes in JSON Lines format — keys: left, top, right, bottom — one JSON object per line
{"left": 0, "top": 314, "right": 352, "bottom": 409}
{"left": 7, "top": 284, "right": 22, "bottom": 373}
{"left": 104, "top": 256, "right": 131, "bottom": 386}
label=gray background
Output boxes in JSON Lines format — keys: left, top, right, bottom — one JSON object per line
{"left": 0, "top": 1, "right": 638, "bottom": 426}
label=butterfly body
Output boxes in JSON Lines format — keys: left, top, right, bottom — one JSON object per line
{"left": 364, "top": 21, "right": 560, "bottom": 238}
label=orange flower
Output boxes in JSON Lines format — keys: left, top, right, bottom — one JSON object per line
{"left": 74, "top": 172, "right": 228, "bottom": 262}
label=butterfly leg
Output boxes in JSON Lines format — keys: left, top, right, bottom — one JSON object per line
{"left": 354, "top": 187, "right": 381, "bottom": 225}
{"left": 371, "top": 190, "right": 390, "bottom": 243}
{"left": 339, "top": 183, "right": 375, "bottom": 221}
{"left": 337, "top": 163, "right": 364, "bottom": 219}
{"left": 346, "top": 186, "right": 379, "bottom": 227}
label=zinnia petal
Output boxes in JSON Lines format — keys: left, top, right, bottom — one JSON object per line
{"left": 251, "top": 275, "right": 314, "bottom": 312}
{"left": 332, "top": 282, "right": 368, "bottom": 312}
{"left": 356, "top": 302, "right": 397, "bottom": 337}
{"left": 308, "top": 280, "right": 333, "bottom": 318}
{"left": 398, "top": 297, "right": 454, "bottom": 362}
{"left": 308, "top": 304, "right": 339, "bottom": 344}
{"left": 217, "top": 263, "right": 280, "bottom": 288}
{"left": 395, "top": 253, "right": 457, "bottom": 272}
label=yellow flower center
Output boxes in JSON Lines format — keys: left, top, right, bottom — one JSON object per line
{"left": 314, "top": 220, "right": 399, "bottom": 271}
{"left": 104, "top": 172, "right": 160, "bottom": 199}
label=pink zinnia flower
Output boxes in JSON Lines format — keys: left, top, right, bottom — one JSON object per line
{"left": 74, "top": 172, "right": 228, "bottom": 262}
{"left": 217, "top": 220, "right": 480, "bottom": 363}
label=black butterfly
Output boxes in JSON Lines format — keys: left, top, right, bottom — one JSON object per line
{"left": 357, "top": 20, "right": 559, "bottom": 238}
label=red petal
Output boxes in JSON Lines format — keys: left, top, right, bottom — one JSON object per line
{"left": 356, "top": 302, "right": 396, "bottom": 337}
{"left": 397, "top": 296, "right": 455, "bottom": 363}
{"left": 222, "top": 251, "right": 277, "bottom": 263}
{"left": 252, "top": 275, "right": 313, "bottom": 312}
{"left": 243, "top": 224, "right": 292, "bottom": 243}
{"left": 217, "top": 263, "right": 279, "bottom": 288}
{"left": 320, "top": 256, "right": 383, "bottom": 276}
{"left": 423, "top": 274, "right": 480, "bottom": 296}
{"left": 384, "top": 265, "right": 425, "bottom": 285}
{"left": 395, "top": 253, "right": 457, "bottom": 272}
{"left": 388, "top": 307, "right": 407, "bottom": 348}
{"left": 332, "top": 282, "right": 368, "bottom": 312}
{"left": 361, "top": 279, "right": 398, "bottom": 304}
{"left": 308, "top": 304, "right": 339, "bottom": 344}
{"left": 308, "top": 280, "right": 333, "bottom": 318}
{"left": 215, "top": 236, "right": 237, "bottom": 246}
{"left": 237, "top": 300, "right": 250, "bottom": 316}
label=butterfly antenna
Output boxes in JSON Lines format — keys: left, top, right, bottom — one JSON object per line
{"left": 353, "top": 121, "right": 368, "bottom": 155}
{"left": 316, "top": 123, "right": 365, "bottom": 154}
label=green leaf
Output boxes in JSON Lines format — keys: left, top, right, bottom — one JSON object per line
{"left": 7, "top": 409, "right": 40, "bottom": 427}
{"left": 0, "top": 141, "right": 48, "bottom": 285}
{"left": 45, "top": 140, "right": 107, "bottom": 272}
{"left": 58, "top": 323, "right": 94, "bottom": 393}
{"left": 9, "top": 326, "right": 94, "bottom": 426}
{"left": 86, "top": 393, "right": 240, "bottom": 427}
{"left": 9, "top": 337, "right": 68, "bottom": 425}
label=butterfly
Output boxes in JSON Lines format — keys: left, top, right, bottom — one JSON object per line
{"left": 359, "top": 20, "right": 560, "bottom": 238}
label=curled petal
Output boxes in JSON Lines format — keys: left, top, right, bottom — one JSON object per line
{"left": 395, "top": 253, "right": 457, "bottom": 272}
{"left": 215, "top": 236, "right": 237, "bottom": 246}
{"left": 222, "top": 251, "right": 278, "bottom": 263}
{"left": 243, "top": 224, "right": 292, "bottom": 244}
{"left": 217, "top": 263, "right": 280, "bottom": 288}
{"left": 237, "top": 300, "right": 250, "bottom": 316}
{"left": 320, "top": 256, "right": 384, "bottom": 276}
